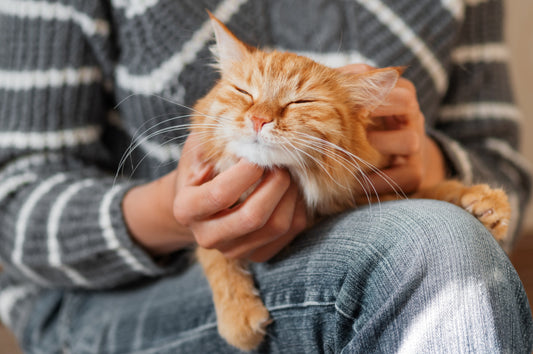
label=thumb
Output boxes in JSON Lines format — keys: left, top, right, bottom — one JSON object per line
{"left": 177, "top": 134, "right": 214, "bottom": 187}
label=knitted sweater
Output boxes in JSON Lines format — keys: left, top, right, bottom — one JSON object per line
{"left": 0, "top": 0, "right": 531, "bottom": 337}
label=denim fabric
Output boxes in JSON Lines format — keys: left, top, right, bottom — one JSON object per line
{"left": 21, "top": 200, "right": 533, "bottom": 353}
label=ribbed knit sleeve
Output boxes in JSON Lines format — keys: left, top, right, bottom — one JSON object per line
{"left": 0, "top": 0, "right": 183, "bottom": 289}
{"left": 428, "top": 0, "right": 532, "bottom": 250}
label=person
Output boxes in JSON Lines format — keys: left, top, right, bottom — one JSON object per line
{"left": 0, "top": 0, "right": 532, "bottom": 352}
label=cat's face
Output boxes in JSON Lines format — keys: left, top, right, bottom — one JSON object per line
{"left": 205, "top": 51, "right": 352, "bottom": 167}
{"left": 193, "top": 15, "right": 399, "bottom": 176}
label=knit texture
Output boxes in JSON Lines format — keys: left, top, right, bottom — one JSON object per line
{"left": 0, "top": 0, "right": 530, "bottom": 337}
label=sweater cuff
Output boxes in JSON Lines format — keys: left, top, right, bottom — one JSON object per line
{"left": 62, "top": 181, "right": 187, "bottom": 288}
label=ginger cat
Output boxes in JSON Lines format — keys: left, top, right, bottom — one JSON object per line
{"left": 190, "top": 14, "right": 510, "bottom": 351}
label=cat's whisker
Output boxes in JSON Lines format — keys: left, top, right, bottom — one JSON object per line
{"left": 291, "top": 131, "right": 408, "bottom": 201}
{"left": 288, "top": 137, "right": 376, "bottom": 207}
{"left": 292, "top": 137, "right": 377, "bottom": 197}
{"left": 290, "top": 135, "right": 386, "bottom": 210}
{"left": 118, "top": 117, "right": 201, "bottom": 175}
{"left": 281, "top": 138, "right": 354, "bottom": 193}
{"left": 278, "top": 137, "right": 309, "bottom": 172}
{"left": 115, "top": 123, "right": 223, "bottom": 183}
{"left": 126, "top": 128, "right": 226, "bottom": 179}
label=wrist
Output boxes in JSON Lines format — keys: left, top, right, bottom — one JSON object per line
{"left": 122, "top": 171, "right": 195, "bottom": 255}
{"left": 422, "top": 136, "right": 447, "bottom": 189}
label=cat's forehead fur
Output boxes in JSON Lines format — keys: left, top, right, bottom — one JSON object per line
{"left": 210, "top": 12, "right": 339, "bottom": 95}
{"left": 229, "top": 50, "right": 342, "bottom": 101}
{"left": 210, "top": 13, "right": 399, "bottom": 111}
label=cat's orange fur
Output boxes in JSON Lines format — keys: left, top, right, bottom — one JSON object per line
{"left": 190, "top": 14, "right": 510, "bottom": 351}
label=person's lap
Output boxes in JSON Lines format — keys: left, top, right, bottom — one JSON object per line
{"left": 21, "top": 200, "right": 533, "bottom": 353}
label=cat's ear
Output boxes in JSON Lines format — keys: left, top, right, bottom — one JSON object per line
{"left": 208, "top": 11, "right": 251, "bottom": 71}
{"left": 345, "top": 67, "right": 403, "bottom": 111}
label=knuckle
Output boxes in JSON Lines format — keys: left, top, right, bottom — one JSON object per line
{"left": 273, "top": 170, "right": 291, "bottom": 190}
{"left": 267, "top": 216, "right": 291, "bottom": 237}
{"left": 402, "top": 79, "right": 417, "bottom": 94}
{"left": 241, "top": 208, "right": 267, "bottom": 231}
{"left": 195, "top": 234, "right": 217, "bottom": 249}
{"left": 293, "top": 212, "right": 308, "bottom": 232}
{"left": 173, "top": 203, "right": 191, "bottom": 226}
{"left": 221, "top": 248, "right": 243, "bottom": 260}
{"left": 359, "top": 64, "right": 375, "bottom": 72}
{"left": 405, "top": 131, "right": 421, "bottom": 153}
{"left": 406, "top": 98, "right": 420, "bottom": 114}
{"left": 205, "top": 186, "right": 227, "bottom": 209}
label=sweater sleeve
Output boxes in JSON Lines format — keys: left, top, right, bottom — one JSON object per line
{"left": 0, "top": 1, "right": 184, "bottom": 289}
{"left": 427, "top": 0, "right": 532, "bottom": 251}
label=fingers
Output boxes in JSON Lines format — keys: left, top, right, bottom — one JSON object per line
{"left": 217, "top": 182, "right": 303, "bottom": 259}
{"left": 371, "top": 79, "right": 419, "bottom": 120}
{"left": 174, "top": 134, "right": 307, "bottom": 262}
{"left": 248, "top": 197, "right": 307, "bottom": 262}
{"left": 364, "top": 163, "right": 423, "bottom": 196}
{"left": 190, "top": 168, "right": 292, "bottom": 249}
{"left": 367, "top": 129, "right": 420, "bottom": 156}
{"left": 336, "top": 63, "right": 375, "bottom": 74}
{"left": 175, "top": 159, "right": 264, "bottom": 222}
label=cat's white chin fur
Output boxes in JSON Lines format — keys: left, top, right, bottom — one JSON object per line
{"left": 227, "top": 140, "right": 296, "bottom": 168}
{"left": 222, "top": 140, "right": 324, "bottom": 212}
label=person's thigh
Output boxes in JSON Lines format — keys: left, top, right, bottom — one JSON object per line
{"left": 253, "top": 198, "right": 532, "bottom": 352}
{"left": 22, "top": 199, "right": 533, "bottom": 353}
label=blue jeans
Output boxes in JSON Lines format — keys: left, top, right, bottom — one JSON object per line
{"left": 21, "top": 200, "right": 533, "bottom": 353}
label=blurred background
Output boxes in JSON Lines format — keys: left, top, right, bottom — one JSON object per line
{"left": 506, "top": 0, "right": 533, "bottom": 318}
{"left": 506, "top": 0, "right": 533, "bottom": 231}
{"left": 0, "top": 1, "right": 532, "bottom": 352}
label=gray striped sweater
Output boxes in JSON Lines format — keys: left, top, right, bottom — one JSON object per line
{"left": 0, "top": 0, "right": 531, "bottom": 337}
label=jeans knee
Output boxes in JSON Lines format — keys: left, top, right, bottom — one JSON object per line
{"left": 356, "top": 199, "right": 508, "bottom": 280}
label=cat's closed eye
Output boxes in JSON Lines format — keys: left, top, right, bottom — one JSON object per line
{"left": 290, "top": 99, "right": 316, "bottom": 105}
{"left": 233, "top": 86, "right": 253, "bottom": 100}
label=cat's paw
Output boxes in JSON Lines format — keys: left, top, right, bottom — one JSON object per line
{"left": 217, "top": 293, "right": 271, "bottom": 351}
{"left": 460, "top": 184, "right": 511, "bottom": 241}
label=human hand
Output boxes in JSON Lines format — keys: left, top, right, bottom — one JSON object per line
{"left": 339, "top": 64, "right": 447, "bottom": 195}
{"left": 173, "top": 134, "right": 308, "bottom": 262}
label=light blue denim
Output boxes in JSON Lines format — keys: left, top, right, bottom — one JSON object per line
{"left": 21, "top": 200, "right": 533, "bottom": 353}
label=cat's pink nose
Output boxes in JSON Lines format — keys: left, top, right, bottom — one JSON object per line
{"left": 251, "top": 115, "right": 272, "bottom": 133}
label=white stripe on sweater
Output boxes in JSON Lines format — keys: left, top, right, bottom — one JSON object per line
{"left": 0, "top": 154, "right": 55, "bottom": 179}
{"left": 0, "top": 0, "right": 109, "bottom": 36}
{"left": 14, "top": 174, "right": 68, "bottom": 285}
{"left": 441, "top": 0, "right": 464, "bottom": 20}
{"left": 451, "top": 43, "right": 509, "bottom": 64}
{"left": 447, "top": 139, "right": 473, "bottom": 185}
{"left": 439, "top": 103, "right": 521, "bottom": 123}
{"left": 0, "top": 67, "right": 102, "bottom": 91}
{"left": 485, "top": 138, "right": 533, "bottom": 177}
{"left": 111, "top": 0, "right": 159, "bottom": 18}
{"left": 0, "top": 173, "right": 37, "bottom": 203}
{"left": 108, "top": 111, "right": 182, "bottom": 163}
{"left": 0, "top": 126, "right": 101, "bottom": 150}
{"left": 47, "top": 179, "right": 96, "bottom": 287}
{"left": 294, "top": 50, "right": 376, "bottom": 68}
{"left": 357, "top": 0, "right": 448, "bottom": 93}
{"left": 116, "top": 0, "right": 248, "bottom": 94}
{"left": 141, "top": 139, "right": 182, "bottom": 163}
{"left": 99, "top": 186, "right": 153, "bottom": 274}
{"left": 0, "top": 285, "right": 36, "bottom": 327}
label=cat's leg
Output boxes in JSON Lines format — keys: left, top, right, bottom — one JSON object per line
{"left": 414, "top": 180, "right": 511, "bottom": 241}
{"left": 196, "top": 247, "right": 271, "bottom": 351}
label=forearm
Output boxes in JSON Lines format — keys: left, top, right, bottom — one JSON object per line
{"left": 122, "top": 170, "right": 195, "bottom": 255}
